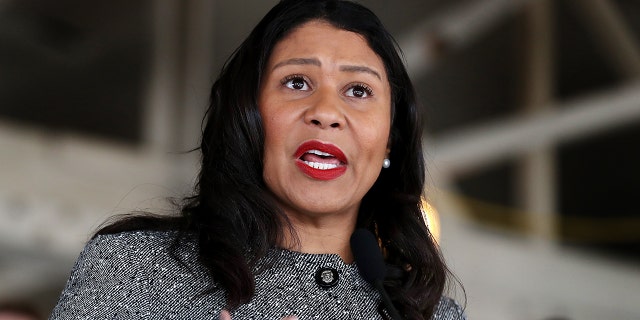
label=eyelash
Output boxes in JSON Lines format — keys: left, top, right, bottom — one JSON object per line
{"left": 281, "top": 74, "right": 310, "bottom": 89}
{"left": 347, "top": 83, "right": 374, "bottom": 98}
{"left": 279, "top": 74, "right": 374, "bottom": 98}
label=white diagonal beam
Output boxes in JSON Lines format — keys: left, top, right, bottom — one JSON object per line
{"left": 426, "top": 81, "right": 640, "bottom": 176}
{"left": 400, "top": 0, "right": 533, "bottom": 78}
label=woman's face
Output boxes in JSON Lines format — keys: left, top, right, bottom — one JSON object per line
{"left": 259, "top": 20, "right": 391, "bottom": 221}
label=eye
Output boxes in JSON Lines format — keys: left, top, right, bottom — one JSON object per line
{"left": 345, "top": 83, "right": 373, "bottom": 98}
{"left": 282, "top": 75, "right": 310, "bottom": 91}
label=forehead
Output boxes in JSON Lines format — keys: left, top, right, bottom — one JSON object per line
{"left": 275, "top": 20, "right": 368, "bottom": 48}
{"left": 266, "top": 20, "right": 386, "bottom": 75}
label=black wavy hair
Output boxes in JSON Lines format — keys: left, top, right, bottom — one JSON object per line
{"left": 99, "top": 0, "right": 450, "bottom": 318}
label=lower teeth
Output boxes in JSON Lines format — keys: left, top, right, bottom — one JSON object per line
{"left": 304, "top": 161, "right": 338, "bottom": 170}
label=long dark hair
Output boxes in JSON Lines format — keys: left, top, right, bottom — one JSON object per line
{"left": 99, "top": 0, "right": 449, "bottom": 318}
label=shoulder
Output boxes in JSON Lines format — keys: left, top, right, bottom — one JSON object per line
{"left": 73, "top": 230, "right": 190, "bottom": 269}
{"left": 86, "top": 230, "right": 185, "bottom": 257}
{"left": 50, "top": 230, "right": 212, "bottom": 319}
{"left": 73, "top": 229, "right": 203, "bottom": 283}
{"left": 432, "top": 296, "right": 467, "bottom": 320}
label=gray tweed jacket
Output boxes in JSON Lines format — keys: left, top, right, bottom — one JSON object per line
{"left": 50, "top": 231, "right": 466, "bottom": 319}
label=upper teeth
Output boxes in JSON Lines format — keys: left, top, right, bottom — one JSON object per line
{"left": 307, "top": 149, "right": 333, "bottom": 157}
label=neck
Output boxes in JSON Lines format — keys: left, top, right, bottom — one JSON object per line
{"left": 280, "top": 211, "right": 357, "bottom": 263}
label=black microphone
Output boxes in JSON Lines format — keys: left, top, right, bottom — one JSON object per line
{"left": 350, "top": 228, "right": 403, "bottom": 320}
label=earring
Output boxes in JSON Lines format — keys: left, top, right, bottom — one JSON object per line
{"left": 382, "top": 158, "right": 391, "bottom": 168}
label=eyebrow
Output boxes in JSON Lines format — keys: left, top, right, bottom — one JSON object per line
{"left": 339, "top": 65, "right": 381, "bottom": 80}
{"left": 272, "top": 58, "right": 321, "bottom": 70}
{"left": 272, "top": 57, "right": 382, "bottom": 80}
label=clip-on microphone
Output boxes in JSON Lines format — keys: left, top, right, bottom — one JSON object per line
{"left": 350, "top": 228, "right": 403, "bottom": 320}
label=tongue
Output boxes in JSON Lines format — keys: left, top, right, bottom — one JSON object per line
{"left": 301, "top": 153, "right": 341, "bottom": 165}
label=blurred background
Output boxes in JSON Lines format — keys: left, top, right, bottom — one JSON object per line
{"left": 1, "top": 0, "right": 639, "bottom": 319}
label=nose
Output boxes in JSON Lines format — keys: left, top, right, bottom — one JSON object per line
{"left": 304, "top": 88, "right": 346, "bottom": 129}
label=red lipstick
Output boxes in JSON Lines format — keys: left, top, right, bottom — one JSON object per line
{"left": 294, "top": 140, "right": 347, "bottom": 180}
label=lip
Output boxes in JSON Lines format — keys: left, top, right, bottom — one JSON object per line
{"left": 294, "top": 140, "right": 348, "bottom": 180}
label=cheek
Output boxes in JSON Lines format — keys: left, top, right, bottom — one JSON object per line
{"left": 261, "top": 122, "right": 279, "bottom": 172}
{"left": 261, "top": 138, "right": 281, "bottom": 195}
{"left": 260, "top": 108, "right": 290, "bottom": 181}
{"left": 259, "top": 94, "right": 289, "bottom": 142}
{"left": 261, "top": 112, "right": 287, "bottom": 157}
{"left": 361, "top": 115, "right": 391, "bottom": 157}
{"left": 259, "top": 99, "right": 278, "bottom": 152}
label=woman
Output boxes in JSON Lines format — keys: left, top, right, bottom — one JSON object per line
{"left": 50, "top": 0, "right": 465, "bottom": 319}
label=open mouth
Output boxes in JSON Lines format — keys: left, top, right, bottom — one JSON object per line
{"left": 294, "top": 140, "right": 347, "bottom": 180}
{"left": 300, "top": 149, "right": 343, "bottom": 170}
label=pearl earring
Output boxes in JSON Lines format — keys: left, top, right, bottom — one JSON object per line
{"left": 382, "top": 158, "right": 391, "bottom": 168}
